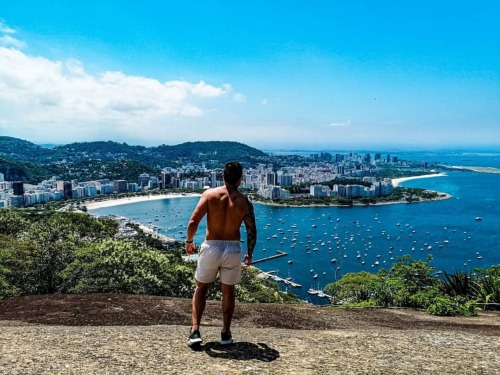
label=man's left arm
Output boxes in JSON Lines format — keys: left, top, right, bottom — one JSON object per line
{"left": 243, "top": 200, "right": 257, "bottom": 266}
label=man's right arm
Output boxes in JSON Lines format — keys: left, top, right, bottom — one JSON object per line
{"left": 185, "top": 193, "right": 208, "bottom": 254}
{"left": 243, "top": 199, "right": 257, "bottom": 266}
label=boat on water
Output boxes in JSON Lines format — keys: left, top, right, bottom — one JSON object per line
{"left": 475, "top": 217, "right": 482, "bottom": 221}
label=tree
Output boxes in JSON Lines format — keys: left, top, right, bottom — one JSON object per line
{"left": 0, "top": 209, "right": 29, "bottom": 236}
{"left": 0, "top": 236, "right": 40, "bottom": 296}
{"left": 9, "top": 211, "right": 120, "bottom": 294}
{"left": 61, "top": 239, "right": 194, "bottom": 296}
{"left": 325, "top": 271, "right": 381, "bottom": 304}
{"left": 374, "top": 255, "right": 440, "bottom": 308}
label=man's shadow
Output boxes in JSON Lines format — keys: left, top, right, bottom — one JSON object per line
{"left": 195, "top": 342, "right": 280, "bottom": 362}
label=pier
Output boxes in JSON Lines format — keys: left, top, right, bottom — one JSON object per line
{"left": 255, "top": 269, "right": 302, "bottom": 288}
{"left": 251, "top": 250, "right": 288, "bottom": 264}
{"left": 137, "top": 223, "right": 177, "bottom": 244}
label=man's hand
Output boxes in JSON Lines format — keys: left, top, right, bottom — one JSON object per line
{"left": 185, "top": 242, "right": 196, "bottom": 254}
{"left": 243, "top": 252, "right": 252, "bottom": 267}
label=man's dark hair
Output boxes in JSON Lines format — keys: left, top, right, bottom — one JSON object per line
{"left": 223, "top": 161, "right": 243, "bottom": 186}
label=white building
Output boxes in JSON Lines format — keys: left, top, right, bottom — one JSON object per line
{"left": 310, "top": 185, "right": 331, "bottom": 197}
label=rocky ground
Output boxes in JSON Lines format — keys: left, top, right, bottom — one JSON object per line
{"left": 0, "top": 294, "right": 499, "bottom": 374}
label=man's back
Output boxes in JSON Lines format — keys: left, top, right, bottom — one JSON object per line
{"left": 204, "top": 186, "right": 249, "bottom": 241}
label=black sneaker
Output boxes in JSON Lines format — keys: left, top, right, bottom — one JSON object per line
{"left": 220, "top": 331, "right": 233, "bottom": 345}
{"left": 188, "top": 329, "right": 202, "bottom": 349}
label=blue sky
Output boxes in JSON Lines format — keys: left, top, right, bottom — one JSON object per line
{"left": 0, "top": 1, "right": 499, "bottom": 150}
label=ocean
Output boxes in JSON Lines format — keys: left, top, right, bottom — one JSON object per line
{"left": 89, "top": 150, "right": 500, "bottom": 303}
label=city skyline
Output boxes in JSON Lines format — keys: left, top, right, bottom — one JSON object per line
{"left": 0, "top": 1, "right": 499, "bottom": 150}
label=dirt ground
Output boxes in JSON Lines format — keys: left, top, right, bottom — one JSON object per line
{"left": 0, "top": 294, "right": 499, "bottom": 374}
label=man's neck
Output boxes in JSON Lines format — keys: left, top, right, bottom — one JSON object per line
{"left": 224, "top": 183, "right": 239, "bottom": 193}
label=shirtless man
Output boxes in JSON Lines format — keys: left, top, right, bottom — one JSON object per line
{"left": 185, "top": 161, "right": 257, "bottom": 349}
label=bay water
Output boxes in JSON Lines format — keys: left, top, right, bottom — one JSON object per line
{"left": 89, "top": 151, "right": 500, "bottom": 303}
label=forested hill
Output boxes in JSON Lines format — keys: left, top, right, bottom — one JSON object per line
{"left": 0, "top": 137, "right": 269, "bottom": 165}
{"left": 0, "top": 137, "right": 271, "bottom": 182}
{"left": 0, "top": 137, "right": 52, "bottom": 161}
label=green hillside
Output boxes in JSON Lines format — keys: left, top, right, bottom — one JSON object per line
{"left": 0, "top": 137, "right": 272, "bottom": 183}
{"left": 0, "top": 136, "right": 52, "bottom": 162}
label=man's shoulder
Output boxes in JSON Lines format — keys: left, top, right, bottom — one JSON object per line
{"left": 203, "top": 186, "right": 222, "bottom": 195}
{"left": 203, "top": 186, "right": 227, "bottom": 200}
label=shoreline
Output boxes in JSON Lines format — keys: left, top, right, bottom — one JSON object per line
{"left": 253, "top": 192, "right": 452, "bottom": 209}
{"left": 85, "top": 193, "right": 201, "bottom": 210}
{"left": 253, "top": 173, "right": 451, "bottom": 208}
{"left": 391, "top": 172, "right": 447, "bottom": 187}
{"left": 84, "top": 173, "right": 450, "bottom": 211}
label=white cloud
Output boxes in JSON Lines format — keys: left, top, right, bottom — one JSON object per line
{"left": 233, "top": 92, "right": 246, "bottom": 103}
{"left": 261, "top": 99, "right": 268, "bottom": 105}
{"left": 0, "top": 43, "right": 235, "bottom": 143}
{"left": 0, "top": 35, "right": 26, "bottom": 49}
{"left": 0, "top": 20, "right": 16, "bottom": 34}
{"left": 328, "top": 120, "right": 351, "bottom": 127}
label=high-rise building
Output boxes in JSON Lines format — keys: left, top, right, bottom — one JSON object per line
{"left": 211, "top": 171, "right": 217, "bottom": 187}
{"left": 279, "top": 174, "right": 293, "bottom": 186}
{"left": 57, "top": 181, "right": 73, "bottom": 199}
{"left": 113, "top": 180, "right": 128, "bottom": 194}
{"left": 266, "top": 172, "right": 276, "bottom": 186}
{"left": 12, "top": 181, "right": 24, "bottom": 196}
{"left": 138, "top": 173, "right": 150, "bottom": 187}
{"left": 0, "top": 173, "right": 4, "bottom": 182}
{"left": 161, "top": 171, "right": 172, "bottom": 189}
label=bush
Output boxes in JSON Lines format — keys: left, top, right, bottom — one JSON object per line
{"left": 427, "top": 295, "right": 477, "bottom": 316}
{"left": 0, "top": 268, "right": 19, "bottom": 300}
{"left": 373, "top": 255, "right": 440, "bottom": 308}
{"left": 471, "top": 266, "right": 500, "bottom": 310}
{"left": 325, "top": 271, "right": 381, "bottom": 304}
{"left": 0, "top": 237, "right": 41, "bottom": 296}
{"left": 61, "top": 239, "right": 193, "bottom": 296}
{"left": 440, "top": 271, "right": 473, "bottom": 297}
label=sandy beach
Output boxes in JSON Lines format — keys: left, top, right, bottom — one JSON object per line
{"left": 85, "top": 193, "right": 201, "bottom": 210}
{"left": 391, "top": 172, "right": 447, "bottom": 187}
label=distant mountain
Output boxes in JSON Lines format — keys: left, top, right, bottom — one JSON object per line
{"left": 0, "top": 137, "right": 269, "bottom": 165}
{"left": 0, "top": 136, "right": 52, "bottom": 162}
{"left": 0, "top": 155, "right": 54, "bottom": 183}
{"left": 152, "top": 141, "right": 269, "bottom": 164}
{"left": 0, "top": 137, "right": 272, "bottom": 183}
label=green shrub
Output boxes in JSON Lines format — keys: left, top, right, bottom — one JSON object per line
{"left": 61, "top": 239, "right": 192, "bottom": 296}
{"left": 440, "top": 271, "right": 473, "bottom": 297}
{"left": 471, "top": 266, "right": 500, "bottom": 310}
{"left": 325, "top": 271, "right": 381, "bottom": 304}
{"left": 427, "top": 295, "right": 477, "bottom": 316}
{"left": 373, "top": 255, "right": 439, "bottom": 308}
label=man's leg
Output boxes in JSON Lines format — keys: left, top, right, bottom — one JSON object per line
{"left": 192, "top": 281, "right": 210, "bottom": 331}
{"left": 220, "top": 282, "right": 235, "bottom": 333}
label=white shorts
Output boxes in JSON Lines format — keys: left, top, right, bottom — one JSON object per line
{"left": 195, "top": 240, "right": 242, "bottom": 285}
